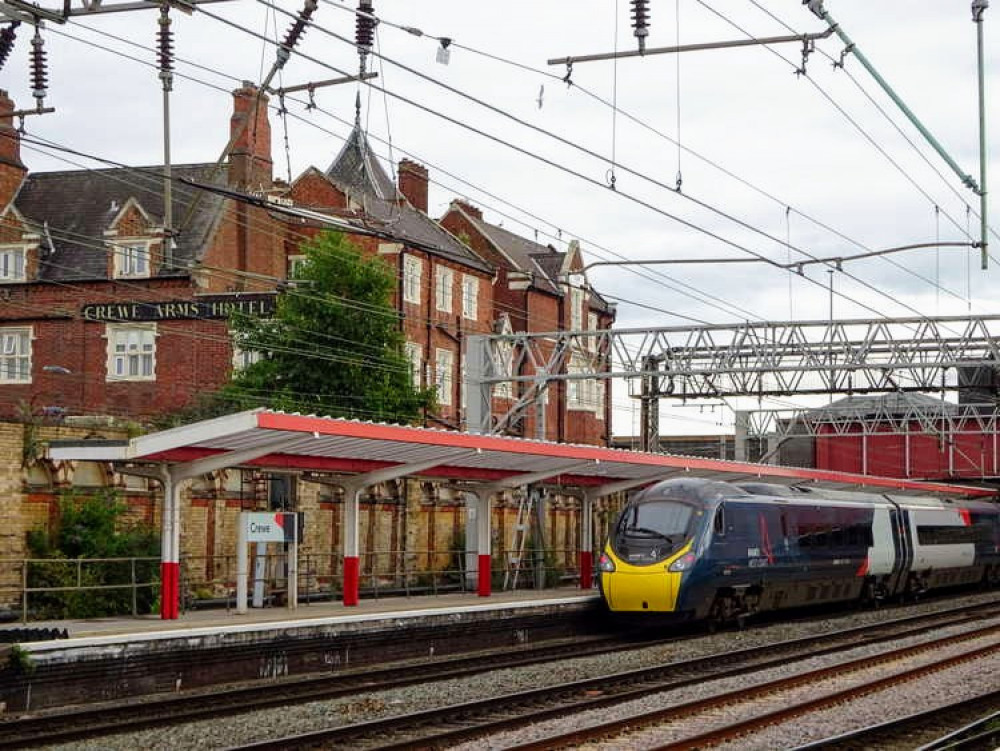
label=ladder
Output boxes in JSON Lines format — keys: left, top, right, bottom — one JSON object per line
{"left": 504, "top": 488, "right": 535, "bottom": 590}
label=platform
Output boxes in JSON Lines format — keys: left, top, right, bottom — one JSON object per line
{"left": 5, "top": 587, "right": 600, "bottom": 646}
{"left": 0, "top": 588, "right": 603, "bottom": 713}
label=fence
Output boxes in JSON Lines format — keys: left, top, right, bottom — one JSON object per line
{"left": 0, "top": 556, "right": 161, "bottom": 624}
{"left": 0, "top": 545, "right": 594, "bottom": 622}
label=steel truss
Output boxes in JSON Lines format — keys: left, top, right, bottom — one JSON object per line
{"left": 466, "top": 315, "right": 1000, "bottom": 435}
{"left": 744, "top": 402, "right": 1000, "bottom": 440}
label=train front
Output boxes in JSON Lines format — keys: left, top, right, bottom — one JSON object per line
{"left": 597, "top": 479, "right": 714, "bottom": 615}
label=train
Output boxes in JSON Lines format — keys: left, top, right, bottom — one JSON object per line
{"left": 597, "top": 478, "right": 1000, "bottom": 625}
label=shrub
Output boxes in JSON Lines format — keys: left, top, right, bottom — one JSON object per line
{"left": 25, "top": 489, "right": 160, "bottom": 619}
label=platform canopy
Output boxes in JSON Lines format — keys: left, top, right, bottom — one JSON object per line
{"left": 49, "top": 408, "right": 996, "bottom": 498}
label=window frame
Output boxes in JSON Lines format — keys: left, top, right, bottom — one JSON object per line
{"left": 461, "top": 274, "right": 479, "bottom": 320}
{"left": 0, "top": 246, "right": 27, "bottom": 283}
{"left": 0, "top": 326, "right": 32, "bottom": 383}
{"left": 404, "top": 341, "right": 423, "bottom": 387}
{"left": 403, "top": 255, "right": 423, "bottom": 304}
{"left": 112, "top": 241, "right": 152, "bottom": 279}
{"left": 435, "top": 347, "right": 454, "bottom": 406}
{"left": 435, "top": 265, "right": 454, "bottom": 313}
{"left": 106, "top": 323, "right": 157, "bottom": 381}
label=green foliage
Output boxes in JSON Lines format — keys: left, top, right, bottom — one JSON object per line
{"left": 25, "top": 489, "right": 160, "bottom": 619}
{"left": 9, "top": 645, "right": 35, "bottom": 675}
{"left": 225, "top": 231, "right": 437, "bottom": 423}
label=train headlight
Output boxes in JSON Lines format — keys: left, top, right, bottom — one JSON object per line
{"left": 667, "top": 552, "right": 696, "bottom": 572}
{"left": 598, "top": 553, "right": 616, "bottom": 573}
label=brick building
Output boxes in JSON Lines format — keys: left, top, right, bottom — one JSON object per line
{"left": 440, "top": 201, "right": 615, "bottom": 443}
{"left": 0, "top": 85, "right": 614, "bottom": 439}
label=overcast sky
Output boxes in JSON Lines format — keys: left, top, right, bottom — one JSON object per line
{"left": 3, "top": 0, "right": 997, "bottom": 438}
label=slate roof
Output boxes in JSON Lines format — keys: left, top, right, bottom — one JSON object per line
{"left": 808, "top": 392, "right": 962, "bottom": 417}
{"left": 325, "top": 127, "right": 491, "bottom": 274}
{"left": 14, "top": 163, "right": 226, "bottom": 281}
{"left": 448, "top": 205, "right": 613, "bottom": 314}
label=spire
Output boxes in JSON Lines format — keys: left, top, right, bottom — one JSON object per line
{"left": 354, "top": 90, "right": 361, "bottom": 127}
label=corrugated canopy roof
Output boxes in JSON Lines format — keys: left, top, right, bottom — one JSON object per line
{"left": 47, "top": 409, "right": 995, "bottom": 498}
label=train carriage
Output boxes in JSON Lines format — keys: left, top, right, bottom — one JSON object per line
{"left": 597, "top": 478, "right": 1000, "bottom": 625}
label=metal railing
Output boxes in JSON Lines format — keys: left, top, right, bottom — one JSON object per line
{"left": 1, "top": 546, "right": 594, "bottom": 622}
{"left": 0, "top": 556, "right": 160, "bottom": 624}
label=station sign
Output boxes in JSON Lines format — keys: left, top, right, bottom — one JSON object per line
{"left": 242, "top": 512, "right": 303, "bottom": 543}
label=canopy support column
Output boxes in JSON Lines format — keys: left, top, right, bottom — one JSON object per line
{"left": 341, "top": 482, "right": 362, "bottom": 607}
{"left": 160, "top": 469, "right": 180, "bottom": 619}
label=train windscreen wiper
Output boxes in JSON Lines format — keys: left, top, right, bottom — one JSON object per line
{"left": 625, "top": 526, "right": 672, "bottom": 542}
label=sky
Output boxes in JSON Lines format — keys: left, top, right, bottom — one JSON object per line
{"left": 2, "top": 0, "right": 997, "bottom": 439}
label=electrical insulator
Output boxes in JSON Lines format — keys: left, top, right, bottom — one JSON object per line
{"left": 157, "top": 7, "right": 174, "bottom": 73}
{"left": 30, "top": 25, "right": 47, "bottom": 106}
{"left": 282, "top": 0, "right": 317, "bottom": 51}
{"left": 0, "top": 22, "right": 19, "bottom": 73}
{"left": 356, "top": 1, "right": 375, "bottom": 53}
{"left": 630, "top": 0, "right": 650, "bottom": 52}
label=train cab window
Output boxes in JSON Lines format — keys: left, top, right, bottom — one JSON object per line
{"left": 621, "top": 501, "right": 693, "bottom": 539}
{"left": 614, "top": 500, "right": 694, "bottom": 564}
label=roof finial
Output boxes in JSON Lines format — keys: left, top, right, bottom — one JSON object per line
{"left": 354, "top": 90, "right": 361, "bottom": 127}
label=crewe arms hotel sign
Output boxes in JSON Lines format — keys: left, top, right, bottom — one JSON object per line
{"left": 82, "top": 294, "right": 276, "bottom": 322}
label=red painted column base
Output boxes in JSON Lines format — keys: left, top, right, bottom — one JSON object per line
{"left": 579, "top": 551, "right": 593, "bottom": 590}
{"left": 343, "top": 555, "right": 360, "bottom": 607}
{"left": 160, "top": 561, "right": 180, "bottom": 620}
{"left": 477, "top": 554, "right": 492, "bottom": 597}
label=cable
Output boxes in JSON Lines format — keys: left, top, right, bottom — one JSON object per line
{"left": 747, "top": 0, "right": 1000, "bottom": 251}
{"left": 35, "top": 18, "right": 760, "bottom": 324}
{"left": 203, "top": 4, "right": 894, "bottom": 325}
{"left": 318, "top": 0, "right": 983, "bottom": 312}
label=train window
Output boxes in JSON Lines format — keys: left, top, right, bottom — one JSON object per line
{"left": 713, "top": 506, "right": 726, "bottom": 537}
{"left": 916, "top": 525, "right": 977, "bottom": 545}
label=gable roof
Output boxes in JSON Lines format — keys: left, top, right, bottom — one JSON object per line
{"left": 447, "top": 202, "right": 614, "bottom": 315}
{"left": 324, "top": 126, "right": 491, "bottom": 274}
{"left": 447, "top": 202, "right": 562, "bottom": 296}
{"left": 14, "top": 163, "right": 226, "bottom": 281}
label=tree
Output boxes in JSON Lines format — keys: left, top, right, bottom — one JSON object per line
{"left": 226, "top": 231, "right": 436, "bottom": 422}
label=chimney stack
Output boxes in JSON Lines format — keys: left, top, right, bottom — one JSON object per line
{"left": 451, "top": 199, "right": 483, "bottom": 220}
{"left": 398, "top": 158, "right": 428, "bottom": 213}
{"left": 0, "top": 90, "right": 26, "bottom": 210}
{"left": 229, "top": 82, "right": 273, "bottom": 188}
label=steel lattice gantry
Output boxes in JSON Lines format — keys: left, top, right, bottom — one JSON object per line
{"left": 466, "top": 315, "right": 1000, "bottom": 435}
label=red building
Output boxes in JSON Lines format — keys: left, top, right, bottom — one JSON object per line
{"left": 0, "top": 86, "right": 614, "bottom": 444}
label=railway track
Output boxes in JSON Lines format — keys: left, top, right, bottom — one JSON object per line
{"left": 790, "top": 691, "right": 1000, "bottom": 750}
{"left": 0, "top": 630, "right": 659, "bottom": 749}
{"left": 219, "top": 601, "right": 1000, "bottom": 750}
{"left": 510, "top": 627, "right": 999, "bottom": 750}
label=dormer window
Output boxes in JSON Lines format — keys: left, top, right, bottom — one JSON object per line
{"left": 113, "top": 242, "right": 151, "bottom": 279}
{"left": 0, "top": 247, "right": 26, "bottom": 283}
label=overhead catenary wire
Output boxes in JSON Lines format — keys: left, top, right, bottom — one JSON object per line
{"left": 247, "top": 0, "right": 974, "bottom": 331}
{"left": 47, "top": 3, "right": 960, "bottom": 328}
{"left": 320, "top": 0, "right": 987, "bottom": 310}
{"left": 8, "top": 22, "right": 743, "bottom": 325}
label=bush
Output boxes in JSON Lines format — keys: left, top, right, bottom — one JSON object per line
{"left": 25, "top": 489, "right": 160, "bottom": 619}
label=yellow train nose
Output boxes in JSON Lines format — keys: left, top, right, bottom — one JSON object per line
{"left": 601, "top": 543, "right": 691, "bottom": 613}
